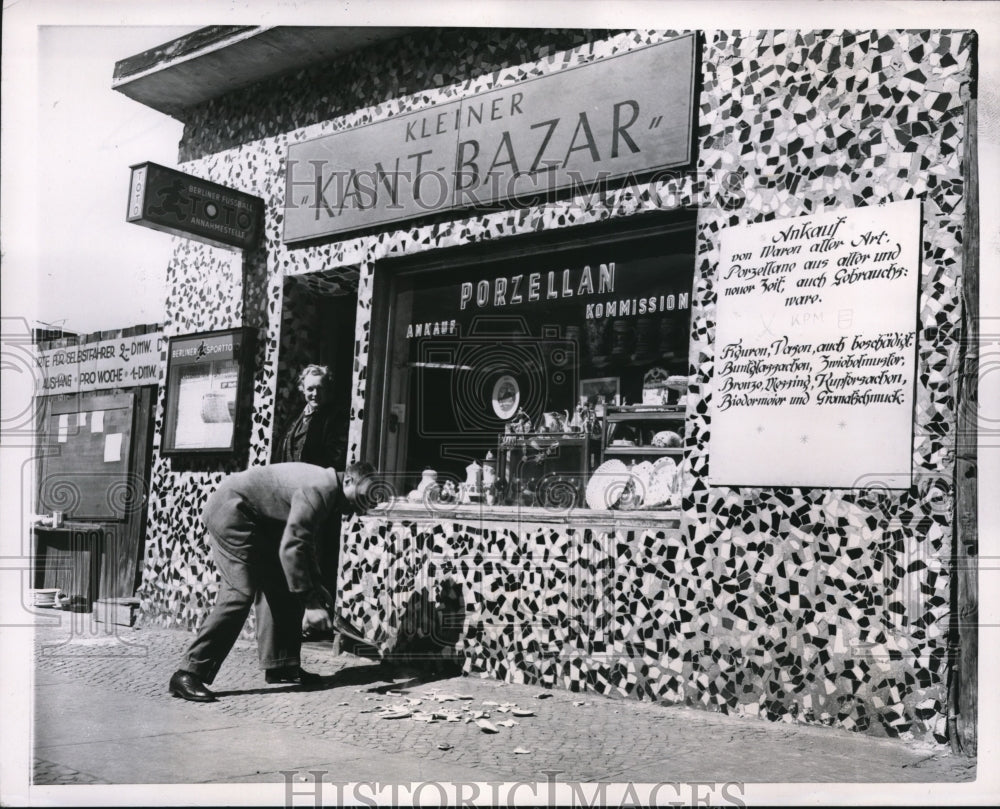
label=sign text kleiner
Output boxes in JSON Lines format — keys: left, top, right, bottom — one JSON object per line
{"left": 36, "top": 332, "right": 163, "bottom": 396}
{"left": 283, "top": 34, "right": 697, "bottom": 242}
{"left": 708, "top": 200, "right": 921, "bottom": 489}
{"left": 127, "top": 162, "right": 263, "bottom": 250}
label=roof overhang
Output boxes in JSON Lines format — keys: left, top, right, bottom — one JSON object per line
{"left": 112, "top": 26, "right": 414, "bottom": 117}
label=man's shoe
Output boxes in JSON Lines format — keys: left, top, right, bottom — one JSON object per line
{"left": 169, "top": 670, "right": 217, "bottom": 702}
{"left": 265, "top": 666, "right": 322, "bottom": 685}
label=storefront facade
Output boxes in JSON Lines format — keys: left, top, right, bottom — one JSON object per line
{"left": 116, "top": 28, "right": 978, "bottom": 745}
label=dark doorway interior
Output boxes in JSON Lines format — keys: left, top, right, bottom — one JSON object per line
{"left": 274, "top": 276, "right": 359, "bottom": 598}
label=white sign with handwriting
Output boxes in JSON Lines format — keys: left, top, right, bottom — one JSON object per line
{"left": 709, "top": 200, "right": 921, "bottom": 488}
{"left": 36, "top": 332, "right": 163, "bottom": 396}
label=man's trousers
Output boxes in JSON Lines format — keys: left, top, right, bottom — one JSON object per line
{"left": 180, "top": 517, "right": 303, "bottom": 683}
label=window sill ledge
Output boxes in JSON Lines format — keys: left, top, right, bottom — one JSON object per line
{"left": 358, "top": 500, "right": 682, "bottom": 530}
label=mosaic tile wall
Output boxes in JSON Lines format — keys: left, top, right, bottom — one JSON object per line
{"left": 176, "top": 28, "right": 626, "bottom": 162}
{"left": 137, "top": 29, "right": 974, "bottom": 743}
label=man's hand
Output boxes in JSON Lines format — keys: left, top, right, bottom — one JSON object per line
{"left": 301, "top": 586, "right": 334, "bottom": 633}
{"left": 302, "top": 607, "right": 332, "bottom": 633}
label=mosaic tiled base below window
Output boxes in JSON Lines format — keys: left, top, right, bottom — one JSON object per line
{"left": 339, "top": 508, "right": 950, "bottom": 742}
{"left": 136, "top": 29, "right": 975, "bottom": 745}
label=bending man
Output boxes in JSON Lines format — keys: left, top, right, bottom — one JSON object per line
{"left": 169, "top": 461, "right": 376, "bottom": 702}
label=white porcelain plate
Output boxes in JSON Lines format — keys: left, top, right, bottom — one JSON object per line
{"left": 585, "top": 459, "right": 630, "bottom": 510}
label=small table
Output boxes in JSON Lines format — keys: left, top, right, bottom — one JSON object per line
{"left": 33, "top": 524, "right": 102, "bottom": 609}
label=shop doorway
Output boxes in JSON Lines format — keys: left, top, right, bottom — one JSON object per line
{"left": 275, "top": 274, "right": 359, "bottom": 595}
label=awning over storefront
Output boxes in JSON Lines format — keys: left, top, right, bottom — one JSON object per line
{"left": 112, "top": 26, "right": 414, "bottom": 117}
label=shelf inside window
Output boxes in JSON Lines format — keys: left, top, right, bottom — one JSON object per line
{"left": 604, "top": 446, "right": 684, "bottom": 456}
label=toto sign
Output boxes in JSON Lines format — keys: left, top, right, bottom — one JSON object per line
{"left": 126, "top": 162, "right": 263, "bottom": 250}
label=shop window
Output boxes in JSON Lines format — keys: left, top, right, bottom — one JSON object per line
{"left": 366, "top": 215, "right": 695, "bottom": 510}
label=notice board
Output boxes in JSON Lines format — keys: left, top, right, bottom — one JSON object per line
{"left": 709, "top": 200, "right": 921, "bottom": 488}
{"left": 38, "top": 392, "right": 136, "bottom": 520}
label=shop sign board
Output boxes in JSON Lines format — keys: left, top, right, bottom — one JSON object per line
{"left": 126, "top": 162, "right": 263, "bottom": 250}
{"left": 283, "top": 34, "right": 697, "bottom": 242}
{"left": 709, "top": 200, "right": 921, "bottom": 489}
{"left": 36, "top": 332, "right": 163, "bottom": 396}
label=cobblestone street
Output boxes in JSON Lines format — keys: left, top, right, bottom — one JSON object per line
{"left": 22, "top": 613, "right": 979, "bottom": 800}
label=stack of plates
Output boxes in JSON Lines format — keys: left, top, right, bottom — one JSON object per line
{"left": 644, "top": 457, "right": 678, "bottom": 508}
{"left": 673, "top": 457, "right": 693, "bottom": 494}
{"left": 623, "top": 461, "right": 656, "bottom": 508}
{"left": 30, "top": 588, "right": 61, "bottom": 608}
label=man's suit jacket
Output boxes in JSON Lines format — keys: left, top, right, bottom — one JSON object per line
{"left": 202, "top": 463, "right": 344, "bottom": 595}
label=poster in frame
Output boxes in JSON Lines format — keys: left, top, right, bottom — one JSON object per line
{"left": 161, "top": 328, "right": 256, "bottom": 456}
{"left": 580, "top": 376, "right": 620, "bottom": 416}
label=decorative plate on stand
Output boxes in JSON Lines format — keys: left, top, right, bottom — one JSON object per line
{"left": 491, "top": 375, "right": 520, "bottom": 419}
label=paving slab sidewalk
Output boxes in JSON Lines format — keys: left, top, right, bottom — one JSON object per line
{"left": 29, "top": 616, "right": 976, "bottom": 787}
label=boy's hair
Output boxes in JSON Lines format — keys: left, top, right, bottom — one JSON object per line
{"left": 297, "top": 364, "right": 329, "bottom": 386}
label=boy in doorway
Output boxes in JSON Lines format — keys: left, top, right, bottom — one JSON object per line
{"left": 276, "top": 364, "right": 347, "bottom": 469}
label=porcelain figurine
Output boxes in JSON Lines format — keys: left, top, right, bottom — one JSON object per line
{"left": 505, "top": 408, "right": 533, "bottom": 436}
{"left": 408, "top": 468, "right": 440, "bottom": 502}
{"left": 539, "top": 410, "right": 569, "bottom": 433}
{"left": 482, "top": 452, "right": 497, "bottom": 489}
